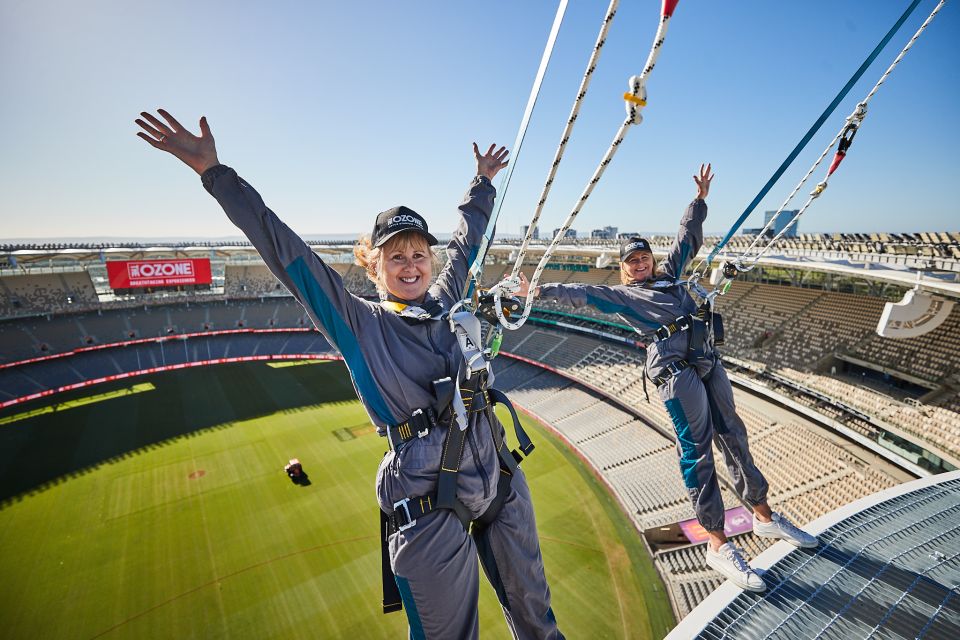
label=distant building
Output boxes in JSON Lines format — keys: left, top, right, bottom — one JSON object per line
{"left": 590, "top": 226, "right": 618, "bottom": 240}
{"left": 764, "top": 210, "right": 799, "bottom": 238}
{"left": 521, "top": 224, "right": 539, "bottom": 240}
{"left": 553, "top": 228, "right": 577, "bottom": 240}
{"left": 616, "top": 232, "right": 640, "bottom": 241}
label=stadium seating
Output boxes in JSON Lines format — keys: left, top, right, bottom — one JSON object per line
{"left": 224, "top": 264, "right": 285, "bottom": 297}
{"left": 491, "top": 355, "right": 901, "bottom": 619}
{"left": 0, "top": 270, "right": 98, "bottom": 317}
{"left": 3, "top": 254, "right": 958, "bottom": 622}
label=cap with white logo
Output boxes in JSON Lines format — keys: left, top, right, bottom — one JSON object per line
{"left": 371, "top": 206, "right": 439, "bottom": 248}
{"left": 619, "top": 236, "right": 652, "bottom": 261}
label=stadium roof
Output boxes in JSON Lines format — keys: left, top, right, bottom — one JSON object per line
{"left": 5, "top": 240, "right": 960, "bottom": 299}
{"left": 667, "top": 470, "right": 960, "bottom": 639}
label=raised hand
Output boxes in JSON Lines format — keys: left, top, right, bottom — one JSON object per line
{"left": 694, "top": 163, "right": 714, "bottom": 200}
{"left": 136, "top": 109, "right": 220, "bottom": 175}
{"left": 473, "top": 143, "right": 509, "bottom": 181}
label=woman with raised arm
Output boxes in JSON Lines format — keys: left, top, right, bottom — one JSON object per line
{"left": 136, "top": 109, "right": 564, "bottom": 639}
{"left": 520, "top": 165, "right": 818, "bottom": 593}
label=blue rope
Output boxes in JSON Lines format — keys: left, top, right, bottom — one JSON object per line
{"left": 706, "top": 0, "right": 923, "bottom": 267}
{"left": 463, "top": 0, "right": 569, "bottom": 300}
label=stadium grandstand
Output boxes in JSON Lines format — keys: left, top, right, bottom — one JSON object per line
{"left": 2, "top": 234, "right": 959, "bottom": 633}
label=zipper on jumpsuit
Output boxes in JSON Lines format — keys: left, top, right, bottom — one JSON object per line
{"left": 426, "top": 319, "right": 491, "bottom": 499}
{"left": 467, "top": 419, "right": 491, "bottom": 498}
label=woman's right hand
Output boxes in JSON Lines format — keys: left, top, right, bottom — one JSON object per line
{"left": 474, "top": 142, "right": 509, "bottom": 181}
{"left": 136, "top": 109, "right": 220, "bottom": 175}
{"left": 694, "top": 163, "right": 713, "bottom": 200}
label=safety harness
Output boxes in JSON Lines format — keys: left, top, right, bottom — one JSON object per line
{"left": 619, "top": 281, "right": 725, "bottom": 399}
{"left": 377, "top": 301, "right": 536, "bottom": 614}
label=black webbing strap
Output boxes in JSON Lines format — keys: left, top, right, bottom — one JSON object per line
{"left": 651, "top": 304, "right": 724, "bottom": 364}
{"left": 386, "top": 377, "right": 456, "bottom": 451}
{"left": 386, "top": 407, "right": 438, "bottom": 449}
{"left": 380, "top": 381, "right": 536, "bottom": 615}
{"left": 488, "top": 387, "right": 535, "bottom": 462}
{"left": 651, "top": 359, "right": 691, "bottom": 388}
{"left": 653, "top": 314, "right": 693, "bottom": 342}
{"left": 380, "top": 492, "right": 473, "bottom": 614}
{"left": 435, "top": 371, "right": 486, "bottom": 511}
{"left": 380, "top": 508, "right": 403, "bottom": 613}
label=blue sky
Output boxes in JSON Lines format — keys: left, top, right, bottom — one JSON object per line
{"left": 1, "top": 0, "right": 957, "bottom": 240}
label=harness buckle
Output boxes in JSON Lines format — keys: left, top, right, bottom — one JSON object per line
{"left": 410, "top": 409, "right": 430, "bottom": 438}
{"left": 392, "top": 498, "right": 416, "bottom": 532}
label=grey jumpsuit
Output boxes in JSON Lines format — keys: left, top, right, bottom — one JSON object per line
{"left": 538, "top": 199, "right": 769, "bottom": 533}
{"left": 202, "top": 165, "right": 562, "bottom": 640}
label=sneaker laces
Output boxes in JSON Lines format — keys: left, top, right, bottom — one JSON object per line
{"left": 775, "top": 513, "right": 805, "bottom": 538}
{"left": 721, "top": 545, "right": 752, "bottom": 573}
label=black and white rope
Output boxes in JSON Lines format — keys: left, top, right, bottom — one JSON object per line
{"left": 492, "top": 6, "right": 678, "bottom": 330}
{"left": 506, "top": 0, "right": 620, "bottom": 289}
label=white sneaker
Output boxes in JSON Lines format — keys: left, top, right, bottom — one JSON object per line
{"left": 753, "top": 512, "right": 819, "bottom": 548}
{"left": 705, "top": 542, "right": 766, "bottom": 592}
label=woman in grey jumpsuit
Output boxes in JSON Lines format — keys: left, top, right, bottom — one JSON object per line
{"left": 136, "top": 109, "right": 563, "bottom": 639}
{"left": 521, "top": 165, "right": 818, "bottom": 592}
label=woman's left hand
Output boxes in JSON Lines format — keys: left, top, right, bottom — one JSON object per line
{"left": 474, "top": 143, "right": 510, "bottom": 181}
{"left": 694, "top": 163, "right": 713, "bottom": 200}
{"left": 516, "top": 272, "right": 537, "bottom": 298}
{"left": 136, "top": 109, "right": 220, "bottom": 175}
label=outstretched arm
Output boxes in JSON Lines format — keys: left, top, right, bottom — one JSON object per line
{"left": 432, "top": 144, "right": 509, "bottom": 305}
{"left": 660, "top": 163, "right": 713, "bottom": 281}
{"left": 529, "top": 276, "right": 663, "bottom": 330}
{"left": 135, "top": 110, "right": 373, "bottom": 355}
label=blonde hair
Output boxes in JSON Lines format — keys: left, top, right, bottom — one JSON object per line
{"left": 619, "top": 254, "right": 659, "bottom": 285}
{"left": 353, "top": 230, "right": 438, "bottom": 296}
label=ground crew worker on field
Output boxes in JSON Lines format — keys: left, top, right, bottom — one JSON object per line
{"left": 519, "top": 164, "right": 819, "bottom": 593}
{"left": 136, "top": 109, "right": 563, "bottom": 639}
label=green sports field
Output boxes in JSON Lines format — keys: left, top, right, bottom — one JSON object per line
{"left": 0, "top": 361, "right": 674, "bottom": 639}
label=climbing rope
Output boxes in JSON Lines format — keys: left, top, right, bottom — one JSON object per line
{"left": 504, "top": 0, "right": 620, "bottom": 294}
{"left": 462, "top": 0, "right": 569, "bottom": 302}
{"left": 699, "top": 0, "right": 926, "bottom": 276}
{"left": 489, "top": 0, "right": 682, "bottom": 331}
{"left": 713, "top": 0, "right": 947, "bottom": 284}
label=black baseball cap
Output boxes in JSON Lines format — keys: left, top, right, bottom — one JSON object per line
{"left": 619, "top": 236, "right": 652, "bottom": 261}
{"left": 371, "top": 205, "right": 438, "bottom": 248}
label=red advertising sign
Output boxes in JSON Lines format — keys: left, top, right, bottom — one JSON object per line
{"left": 107, "top": 258, "right": 212, "bottom": 289}
{"left": 678, "top": 506, "right": 754, "bottom": 545}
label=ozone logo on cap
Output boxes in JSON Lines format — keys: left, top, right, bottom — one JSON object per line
{"left": 388, "top": 214, "right": 424, "bottom": 229}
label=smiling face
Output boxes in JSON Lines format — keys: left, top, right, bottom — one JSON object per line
{"left": 379, "top": 231, "right": 433, "bottom": 302}
{"left": 620, "top": 250, "right": 655, "bottom": 284}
